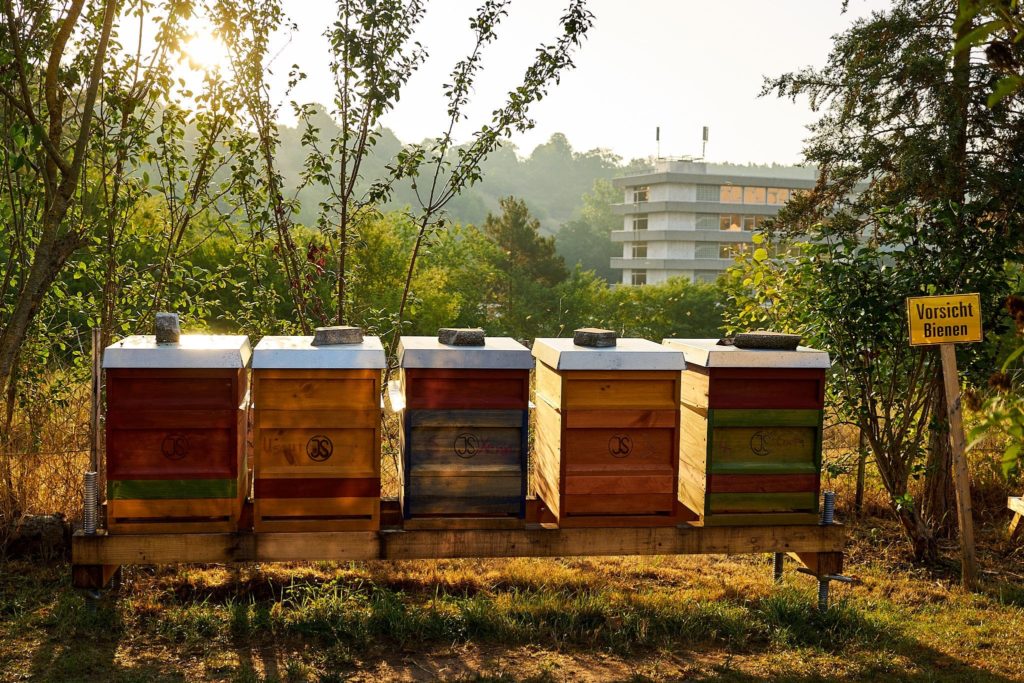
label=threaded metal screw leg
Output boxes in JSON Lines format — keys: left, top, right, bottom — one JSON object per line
{"left": 817, "top": 578, "right": 830, "bottom": 612}
{"left": 83, "top": 471, "right": 98, "bottom": 535}
{"left": 821, "top": 490, "right": 836, "bottom": 525}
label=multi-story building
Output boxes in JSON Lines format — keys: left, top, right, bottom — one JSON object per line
{"left": 610, "top": 159, "right": 817, "bottom": 285}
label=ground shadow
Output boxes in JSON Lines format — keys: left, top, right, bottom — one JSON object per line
{"left": 8, "top": 558, "right": 1023, "bottom": 682}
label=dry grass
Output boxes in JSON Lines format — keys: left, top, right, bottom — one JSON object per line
{"left": 0, "top": 373, "right": 91, "bottom": 550}
{"left": 1, "top": 511, "right": 1023, "bottom": 682}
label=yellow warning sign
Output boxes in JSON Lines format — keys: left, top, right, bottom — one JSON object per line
{"left": 906, "top": 293, "right": 983, "bottom": 346}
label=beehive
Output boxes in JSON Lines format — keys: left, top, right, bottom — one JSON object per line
{"left": 532, "top": 338, "right": 686, "bottom": 527}
{"left": 663, "top": 339, "right": 830, "bottom": 525}
{"left": 103, "top": 335, "right": 251, "bottom": 533}
{"left": 252, "top": 335, "right": 385, "bottom": 532}
{"left": 395, "top": 335, "right": 532, "bottom": 521}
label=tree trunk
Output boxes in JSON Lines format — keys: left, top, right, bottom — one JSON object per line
{"left": 855, "top": 427, "right": 867, "bottom": 514}
{"left": 0, "top": 0, "right": 118, "bottom": 393}
{"left": 863, "top": 418, "right": 940, "bottom": 564}
{"left": 0, "top": 227, "right": 75, "bottom": 393}
{"left": 1, "top": 356, "right": 19, "bottom": 519}
{"left": 923, "top": 372, "right": 957, "bottom": 538}
{"left": 338, "top": 199, "right": 347, "bottom": 325}
{"left": 896, "top": 504, "right": 939, "bottom": 563}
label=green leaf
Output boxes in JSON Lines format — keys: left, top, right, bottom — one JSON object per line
{"left": 1001, "top": 342, "right": 1024, "bottom": 371}
{"left": 1002, "top": 443, "right": 1022, "bottom": 478}
{"left": 753, "top": 248, "right": 768, "bottom": 262}
{"left": 952, "top": 19, "right": 1004, "bottom": 54}
{"left": 988, "top": 76, "right": 1023, "bottom": 108}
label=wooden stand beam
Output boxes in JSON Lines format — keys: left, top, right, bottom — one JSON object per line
{"left": 71, "top": 563, "right": 120, "bottom": 590}
{"left": 1009, "top": 497, "right": 1024, "bottom": 542}
{"left": 939, "top": 343, "right": 979, "bottom": 590}
{"left": 72, "top": 523, "right": 845, "bottom": 566}
{"left": 788, "top": 550, "right": 843, "bottom": 577}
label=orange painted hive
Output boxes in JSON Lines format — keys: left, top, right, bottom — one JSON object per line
{"left": 531, "top": 337, "right": 687, "bottom": 527}
{"left": 251, "top": 335, "right": 386, "bottom": 532}
{"left": 103, "top": 335, "right": 251, "bottom": 534}
{"left": 663, "top": 339, "right": 830, "bottom": 526}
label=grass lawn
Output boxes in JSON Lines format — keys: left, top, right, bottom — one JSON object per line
{"left": 1, "top": 516, "right": 1023, "bottom": 682}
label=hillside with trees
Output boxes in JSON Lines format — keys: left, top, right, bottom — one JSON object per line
{"left": 266, "top": 112, "right": 633, "bottom": 234}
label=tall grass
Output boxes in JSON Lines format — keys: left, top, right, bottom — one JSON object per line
{"left": 79, "top": 567, "right": 887, "bottom": 657}
{"left": 0, "top": 371, "right": 91, "bottom": 546}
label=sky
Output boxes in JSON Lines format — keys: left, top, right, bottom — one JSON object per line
{"left": 184, "top": 0, "right": 895, "bottom": 166}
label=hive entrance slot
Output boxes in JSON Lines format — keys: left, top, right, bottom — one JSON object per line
{"left": 261, "top": 514, "right": 374, "bottom": 522}
{"left": 410, "top": 513, "right": 520, "bottom": 519}
{"left": 564, "top": 511, "right": 674, "bottom": 518}
{"left": 113, "top": 515, "right": 231, "bottom": 524}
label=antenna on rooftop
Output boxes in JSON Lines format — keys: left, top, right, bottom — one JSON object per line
{"left": 656, "top": 126, "right": 661, "bottom": 159}
{"left": 702, "top": 126, "right": 709, "bottom": 159}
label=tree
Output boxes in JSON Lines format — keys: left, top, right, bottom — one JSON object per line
{"left": 296, "top": 0, "right": 427, "bottom": 325}
{"left": 216, "top": 0, "right": 593, "bottom": 352}
{"left": 0, "top": 0, "right": 241, "bottom": 396}
{"left": 606, "top": 276, "right": 724, "bottom": 341}
{"left": 387, "top": 0, "right": 593, "bottom": 371}
{"left": 725, "top": 205, "right": 1016, "bottom": 561}
{"left": 0, "top": 0, "right": 120, "bottom": 395}
{"left": 480, "top": 197, "right": 567, "bottom": 338}
{"left": 484, "top": 197, "right": 567, "bottom": 286}
{"left": 556, "top": 178, "right": 619, "bottom": 282}
{"left": 751, "top": 0, "right": 1024, "bottom": 560}
{"left": 217, "top": 0, "right": 326, "bottom": 331}
{"left": 956, "top": 1, "right": 1024, "bottom": 478}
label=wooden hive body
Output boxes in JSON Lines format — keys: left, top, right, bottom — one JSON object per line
{"left": 667, "top": 339, "right": 829, "bottom": 526}
{"left": 397, "top": 337, "right": 531, "bottom": 522}
{"left": 531, "top": 338, "right": 687, "bottom": 527}
{"left": 252, "top": 336, "right": 385, "bottom": 532}
{"left": 103, "top": 335, "right": 251, "bottom": 534}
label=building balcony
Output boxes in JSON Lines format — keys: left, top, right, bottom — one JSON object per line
{"left": 611, "top": 171, "right": 818, "bottom": 190}
{"left": 611, "top": 201, "right": 783, "bottom": 216}
{"left": 610, "top": 257, "right": 736, "bottom": 271}
{"left": 611, "top": 229, "right": 754, "bottom": 243}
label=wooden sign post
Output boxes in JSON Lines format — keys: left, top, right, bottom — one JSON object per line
{"left": 907, "top": 293, "right": 982, "bottom": 590}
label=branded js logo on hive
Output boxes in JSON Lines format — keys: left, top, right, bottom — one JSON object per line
{"left": 454, "top": 433, "right": 481, "bottom": 458}
{"left": 453, "top": 433, "right": 518, "bottom": 458}
{"left": 750, "top": 431, "right": 771, "bottom": 457}
{"left": 306, "top": 434, "right": 334, "bottom": 462}
{"left": 160, "top": 432, "right": 189, "bottom": 461}
{"left": 609, "top": 434, "right": 633, "bottom": 458}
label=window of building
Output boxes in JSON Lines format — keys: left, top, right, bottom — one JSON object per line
{"left": 631, "top": 269, "right": 647, "bottom": 285}
{"left": 743, "top": 186, "right": 766, "bottom": 204}
{"left": 695, "top": 243, "right": 719, "bottom": 259}
{"left": 720, "top": 185, "right": 742, "bottom": 203}
{"left": 631, "top": 242, "right": 647, "bottom": 258}
{"left": 632, "top": 215, "right": 648, "bottom": 231}
{"left": 719, "top": 214, "right": 742, "bottom": 231}
{"left": 719, "top": 242, "right": 750, "bottom": 258}
{"left": 696, "top": 214, "right": 717, "bottom": 230}
{"left": 742, "top": 215, "right": 767, "bottom": 231}
{"left": 695, "top": 271, "right": 719, "bottom": 283}
{"left": 696, "top": 185, "right": 719, "bottom": 202}
{"left": 766, "top": 187, "right": 790, "bottom": 205}
{"left": 632, "top": 186, "right": 649, "bottom": 203}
